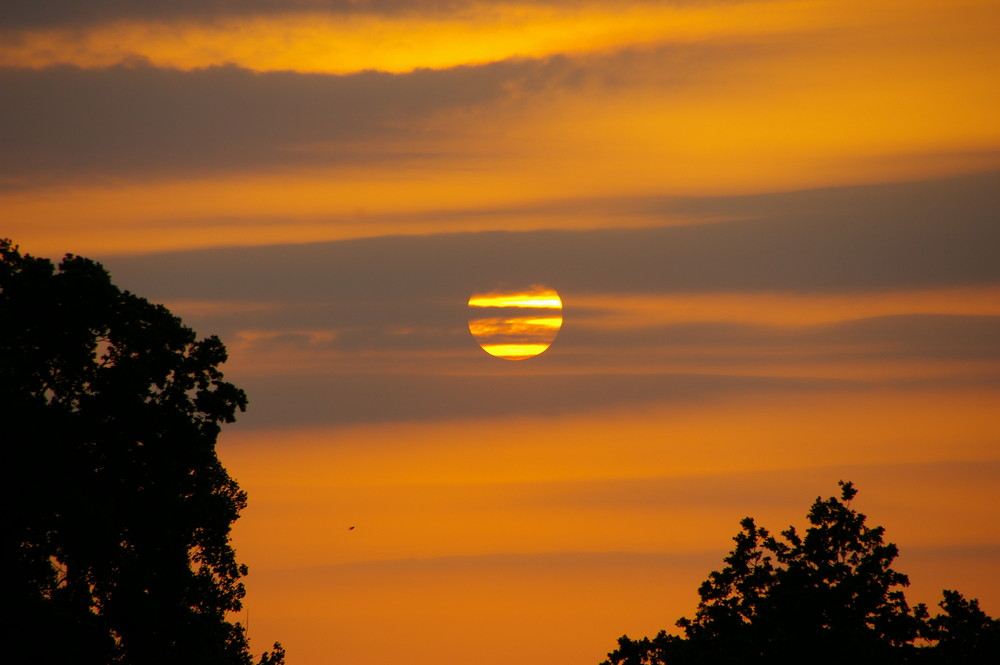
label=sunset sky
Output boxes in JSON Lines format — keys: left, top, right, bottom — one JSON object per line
{"left": 4, "top": 0, "right": 1000, "bottom": 663}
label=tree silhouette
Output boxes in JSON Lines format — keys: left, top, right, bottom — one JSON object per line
{"left": 1, "top": 240, "right": 283, "bottom": 664}
{"left": 602, "top": 481, "right": 1000, "bottom": 665}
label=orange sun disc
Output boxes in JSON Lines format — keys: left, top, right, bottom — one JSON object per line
{"left": 468, "top": 286, "right": 563, "bottom": 360}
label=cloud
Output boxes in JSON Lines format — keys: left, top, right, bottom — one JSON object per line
{"left": 0, "top": 1, "right": 440, "bottom": 28}
{"left": 560, "top": 314, "right": 1000, "bottom": 361}
{"left": 78, "top": 172, "right": 998, "bottom": 431}
{"left": 2, "top": 1, "right": 711, "bottom": 28}
{"left": 2, "top": 2, "right": 760, "bottom": 74}
{"left": 184, "top": 304, "right": 1000, "bottom": 365}
{"left": 98, "top": 171, "right": 1000, "bottom": 307}
{"left": 216, "top": 315, "right": 999, "bottom": 429}
{"left": 231, "top": 371, "right": 847, "bottom": 428}
{"left": 0, "top": 42, "right": 758, "bottom": 186}
{"left": 0, "top": 61, "right": 533, "bottom": 184}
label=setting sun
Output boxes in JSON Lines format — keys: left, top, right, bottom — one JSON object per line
{"left": 468, "top": 287, "right": 563, "bottom": 360}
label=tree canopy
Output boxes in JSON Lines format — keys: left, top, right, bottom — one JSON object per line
{"left": 1, "top": 240, "right": 283, "bottom": 664}
{"left": 602, "top": 481, "right": 1000, "bottom": 665}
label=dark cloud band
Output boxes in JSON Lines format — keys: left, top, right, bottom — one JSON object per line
{"left": 0, "top": 1, "right": 741, "bottom": 29}
{"left": 0, "top": 61, "right": 524, "bottom": 184}
{"left": 99, "top": 171, "right": 1000, "bottom": 305}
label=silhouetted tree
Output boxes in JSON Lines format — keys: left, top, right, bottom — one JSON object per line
{"left": 1, "top": 240, "right": 283, "bottom": 664}
{"left": 602, "top": 481, "right": 1000, "bottom": 665}
{"left": 922, "top": 589, "right": 1000, "bottom": 663}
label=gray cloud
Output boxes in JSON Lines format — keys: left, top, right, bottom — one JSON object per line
{"left": 99, "top": 171, "right": 1000, "bottom": 306}
{"left": 210, "top": 314, "right": 1000, "bottom": 429}
{"left": 800, "top": 314, "right": 1000, "bottom": 361}
{"left": 231, "top": 371, "right": 850, "bottom": 428}
{"left": 0, "top": 61, "right": 522, "bottom": 185}
{"left": 0, "top": 1, "right": 747, "bottom": 29}
{"left": 0, "top": 1, "right": 445, "bottom": 28}
{"left": 179, "top": 296, "right": 1000, "bottom": 365}
{"left": 0, "top": 42, "right": 758, "bottom": 186}
{"left": 560, "top": 314, "right": 1000, "bottom": 361}
{"left": 81, "top": 171, "right": 1000, "bottom": 429}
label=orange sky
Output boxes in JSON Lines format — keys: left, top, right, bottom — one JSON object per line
{"left": 4, "top": 0, "right": 1000, "bottom": 663}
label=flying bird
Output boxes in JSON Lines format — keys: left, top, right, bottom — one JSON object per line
{"left": 348, "top": 526, "right": 356, "bottom": 530}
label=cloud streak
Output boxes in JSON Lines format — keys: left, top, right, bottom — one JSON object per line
{"left": 1, "top": 0, "right": 825, "bottom": 73}
{"left": 0, "top": 61, "right": 537, "bottom": 184}
{"left": 1, "top": 1, "right": 756, "bottom": 28}
{"left": 99, "top": 172, "right": 1000, "bottom": 306}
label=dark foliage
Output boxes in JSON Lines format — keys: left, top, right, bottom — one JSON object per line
{"left": 1, "top": 240, "right": 283, "bottom": 664}
{"left": 602, "top": 481, "right": 1000, "bottom": 665}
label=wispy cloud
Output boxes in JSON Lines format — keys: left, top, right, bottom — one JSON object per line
{"left": 98, "top": 173, "right": 1000, "bottom": 303}
{"left": 1, "top": 1, "right": 838, "bottom": 73}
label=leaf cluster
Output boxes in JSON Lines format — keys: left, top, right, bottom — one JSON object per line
{"left": 1, "top": 240, "right": 282, "bottom": 664}
{"left": 603, "top": 481, "right": 1000, "bottom": 665}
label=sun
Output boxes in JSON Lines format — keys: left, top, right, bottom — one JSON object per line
{"left": 467, "top": 286, "right": 563, "bottom": 360}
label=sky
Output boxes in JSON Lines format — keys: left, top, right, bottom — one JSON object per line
{"left": 4, "top": 0, "right": 1000, "bottom": 663}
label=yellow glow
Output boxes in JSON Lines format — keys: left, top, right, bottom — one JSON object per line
{"left": 468, "top": 287, "right": 563, "bottom": 360}
{"left": 479, "top": 343, "right": 554, "bottom": 360}
{"left": 521, "top": 317, "right": 563, "bottom": 328}
{"left": 1, "top": 0, "right": 860, "bottom": 74}
{"left": 468, "top": 292, "right": 563, "bottom": 309}
{"left": 468, "top": 317, "right": 562, "bottom": 337}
